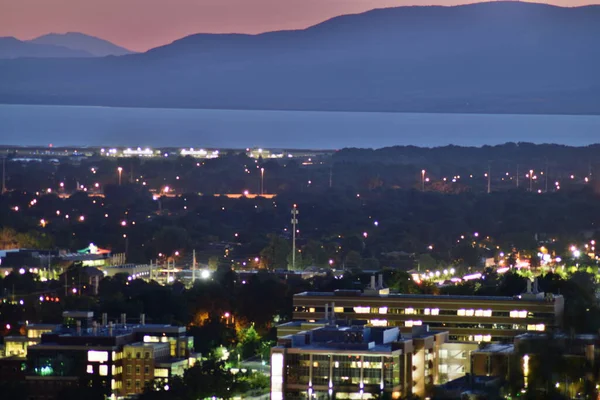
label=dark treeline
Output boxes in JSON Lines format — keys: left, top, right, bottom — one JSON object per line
{"left": 3, "top": 143, "right": 600, "bottom": 194}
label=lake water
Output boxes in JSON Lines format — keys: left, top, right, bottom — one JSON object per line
{"left": 0, "top": 104, "right": 598, "bottom": 148}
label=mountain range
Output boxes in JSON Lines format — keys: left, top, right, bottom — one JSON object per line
{"left": 0, "top": 33, "right": 134, "bottom": 59}
{"left": 0, "top": 2, "right": 599, "bottom": 115}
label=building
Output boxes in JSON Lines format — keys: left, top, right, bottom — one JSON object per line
{"left": 271, "top": 320, "right": 448, "bottom": 400}
{"left": 19, "top": 311, "right": 199, "bottom": 400}
{"left": 277, "top": 316, "right": 478, "bottom": 386}
{"left": 292, "top": 278, "right": 563, "bottom": 344}
{"left": 471, "top": 332, "right": 600, "bottom": 396}
{"left": 2, "top": 323, "right": 59, "bottom": 358}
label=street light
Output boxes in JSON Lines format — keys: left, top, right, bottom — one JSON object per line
{"left": 529, "top": 169, "right": 534, "bottom": 192}
{"left": 260, "top": 168, "right": 265, "bottom": 195}
{"left": 421, "top": 170, "right": 426, "bottom": 192}
{"left": 117, "top": 167, "right": 123, "bottom": 186}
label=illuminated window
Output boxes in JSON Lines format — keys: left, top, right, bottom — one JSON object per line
{"left": 143, "top": 335, "right": 159, "bottom": 343}
{"left": 527, "top": 324, "right": 545, "bottom": 332}
{"left": 414, "top": 320, "right": 422, "bottom": 326}
{"left": 354, "top": 306, "right": 370, "bottom": 314}
{"left": 457, "top": 309, "right": 466, "bottom": 316}
{"left": 424, "top": 308, "right": 431, "bottom": 315}
{"left": 370, "top": 319, "right": 388, "bottom": 327}
{"left": 405, "top": 320, "right": 414, "bottom": 328}
{"left": 379, "top": 307, "right": 388, "bottom": 314}
{"left": 87, "top": 365, "right": 94, "bottom": 374}
{"left": 439, "top": 364, "right": 448, "bottom": 373}
{"left": 483, "top": 310, "right": 492, "bottom": 317}
{"left": 511, "top": 310, "right": 528, "bottom": 318}
{"left": 475, "top": 310, "right": 483, "bottom": 317}
{"left": 483, "top": 335, "right": 492, "bottom": 342}
{"left": 405, "top": 308, "right": 415, "bottom": 315}
{"left": 431, "top": 308, "right": 439, "bottom": 316}
{"left": 465, "top": 309, "right": 475, "bottom": 317}
{"left": 309, "top": 308, "right": 316, "bottom": 313}
{"left": 439, "top": 350, "right": 447, "bottom": 358}
{"left": 88, "top": 350, "right": 108, "bottom": 363}
{"left": 99, "top": 365, "right": 108, "bottom": 376}
{"left": 333, "top": 307, "right": 344, "bottom": 313}
{"left": 474, "top": 335, "right": 483, "bottom": 342}
{"left": 155, "top": 368, "right": 169, "bottom": 378}
{"left": 519, "top": 311, "right": 527, "bottom": 318}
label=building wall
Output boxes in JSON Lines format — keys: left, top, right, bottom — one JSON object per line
{"left": 273, "top": 341, "right": 447, "bottom": 400}
{"left": 293, "top": 294, "right": 562, "bottom": 343}
{"left": 121, "top": 344, "right": 169, "bottom": 396}
{"left": 439, "top": 342, "right": 479, "bottom": 383}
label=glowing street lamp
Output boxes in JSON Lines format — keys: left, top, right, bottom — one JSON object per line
{"left": 117, "top": 167, "right": 123, "bottom": 186}
{"left": 421, "top": 170, "right": 426, "bottom": 191}
{"left": 529, "top": 169, "right": 534, "bottom": 192}
{"left": 260, "top": 167, "right": 265, "bottom": 195}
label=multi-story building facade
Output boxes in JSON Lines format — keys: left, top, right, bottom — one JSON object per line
{"left": 271, "top": 323, "right": 448, "bottom": 400}
{"left": 292, "top": 286, "right": 563, "bottom": 343}
{"left": 121, "top": 342, "right": 170, "bottom": 396}
{"left": 17, "top": 311, "right": 199, "bottom": 400}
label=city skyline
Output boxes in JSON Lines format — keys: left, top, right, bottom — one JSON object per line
{"left": 1, "top": 0, "right": 596, "bottom": 51}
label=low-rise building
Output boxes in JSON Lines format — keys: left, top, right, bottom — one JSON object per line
{"left": 271, "top": 321, "right": 448, "bottom": 400}
{"left": 292, "top": 279, "right": 563, "bottom": 344}
{"left": 10, "top": 311, "right": 199, "bottom": 400}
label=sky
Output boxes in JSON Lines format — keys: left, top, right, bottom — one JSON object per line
{"left": 1, "top": 0, "right": 596, "bottom": 52}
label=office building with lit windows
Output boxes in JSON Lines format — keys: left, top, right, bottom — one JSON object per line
{"left": 292, "top": 284, "right": 563, "bottom": 344}
{"left": 271, "top": 322, "right": 449, "bottom": 400}
{"left": 22, "top": 311, "right": 199, "bottom": 400}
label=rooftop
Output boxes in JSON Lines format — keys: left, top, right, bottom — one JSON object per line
{"left": 295, "top": 291, "right": 561, "bottom": 302}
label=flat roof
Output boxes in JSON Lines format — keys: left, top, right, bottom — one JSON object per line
{"left": 125, "top": 342, "right": 169, "bottom": 349}
{"left": 473, "top": 344, "right": 514, "bottom": 354}
{"left": 295, "top": 291, "right": 561, "bottom": 302}
{"left": 133, "top": 325, "right": 186, "bottom": 334}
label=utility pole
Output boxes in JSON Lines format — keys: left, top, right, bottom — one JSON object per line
{"left": 545, "top": 162, "right": 549, "bottom": 193}
{"left": 487, "top": 163, "right": 491, "bottom": 194}
{"left": 192, "top": 249, "right": 196, "bottom": 284}
{"left": 260, "top": 168, "right": 265, "bottom": 195}
{"left": 529, "top": 169, "right": 534, "bottom": 192}
{"left": 1, "top": 155, "right": 6, "bottom": 194}
{"left": 291, "top": 204, "right": 299, "bottom": 270}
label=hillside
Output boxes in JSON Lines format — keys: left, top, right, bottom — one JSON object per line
{"left": 29, "top": 32, "right": 134, "bottom": 57}
{"left": 0, "top": 2, "right": 599, "bottom": 114}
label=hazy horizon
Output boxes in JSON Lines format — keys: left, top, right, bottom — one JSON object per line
{"left": 1, "top": 0, "right": 598, "bottom": 52}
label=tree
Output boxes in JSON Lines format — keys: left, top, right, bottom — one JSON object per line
{"left": 345, "top": 250, "right": 362, "bottom": 269}
{"left": 259, "top": 234, "right": 290, "bottom": 269}
{"left": 237, "top": 324, "right": 261, "bottom": 359}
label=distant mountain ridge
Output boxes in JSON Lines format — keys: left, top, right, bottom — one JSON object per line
{"left": 30, "top": 32, "right": 134, "bottom": 57}
{"left": 0, "top": 2, "right": 599, "bottom": 114}
{"left": 0, "top": 36, "right": 93, "bottom": 59}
